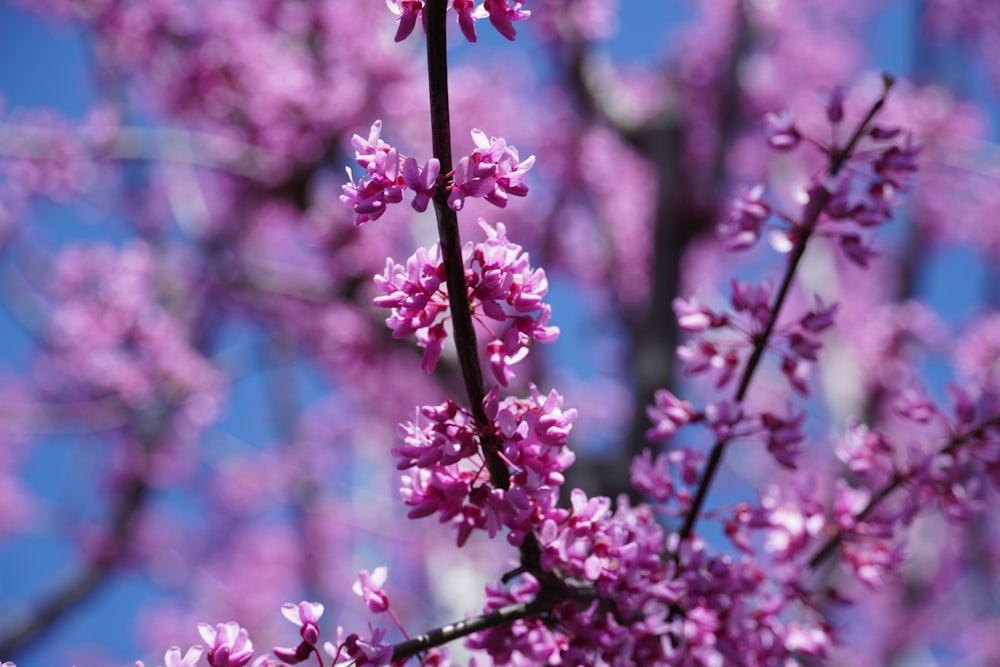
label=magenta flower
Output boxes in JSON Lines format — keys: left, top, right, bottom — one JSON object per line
{"left": 482, "top": 0, "right": 530, "bottom": 41}
{"left": 448, "top": 130, "right": 534, "bottom": 211}
{"left": 273, "top": 601, "right": 324, "bottom": 664}
{"left": 672, "top": 295, "right": 727, "bottom": 332}
{"left": 800, "top": 296, "right": 838, "bottom": 332}
{"left": 387, "top": 0, "right": 425, "bottom": 42}
{"left": 487, "top": 338, "right": 528, "bottom": 387}
{"left": 197, "top": 622, "right": 254, "bottom": 667}
{"left": 374, "top": 221, "right": 555, "bottom": 378}
{"left": 283, "top": 601, "right": 324, "bottom": 644}
{"left": 761, "top": 486, "right": 825, "bottom": 560}
{"left": 761, "top": 409, "right": 806, "bottom": 469}
{"left": 163, "top": 646, "right": 204, "bottom": 667}
{"left": 629, "top": 449, "right": 676, "bottom": 503}
{"left": 763, "top": 110, "right": 801, "bottom": 151}
{"left": 402, "top": 156, "right": 440, "bottom": 212}
{"left": 335, "top": 625, "right": 393, "bottom": 666}
{"left": 452, "top": 0, "right": 488, "bottom": 42}
{"left": 353, "top": 566, "right": 390, "bottom": 613}
{"left": 836, "top": 420, "right": 896, "bottom": 488}
{"left": 717, "top": 185, "right": 769, "bottom": 250}
{"left": 341, "top": 120, "right": 406, "bottom": 225}
{"left": 645, "top": 389, "right": 695, "bottom": 442}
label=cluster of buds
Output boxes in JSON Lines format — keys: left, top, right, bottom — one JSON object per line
{"left": 373, "top": 220, "right": 557, "bottom": 384}
{"left": 341, "top": 122, "right": 534, "bottom": 226}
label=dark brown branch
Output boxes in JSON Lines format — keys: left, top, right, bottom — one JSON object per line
{"left": 558, "top": 6, "right": 751, "bottom": 504}
{"left": 0, "top": 441, "right": 151, "bottom": 659}
{"left": 390, "top": 598, "right": 553, "bottom": 662}
{"left": 424, "top": 0, "right": 508, "bottom": 489}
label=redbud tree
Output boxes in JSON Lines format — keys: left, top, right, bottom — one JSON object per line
{"left": 1, "top": 1, "right": 1000, "bottom": 666}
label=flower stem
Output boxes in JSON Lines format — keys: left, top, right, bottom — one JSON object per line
{"left": 424, "top": 0, "right": 510, "bottom": 489}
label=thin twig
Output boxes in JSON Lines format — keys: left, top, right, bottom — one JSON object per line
{"left": 677, "top": 77, "right": 896, "bottom": 544}
{"left": 808, "top": 413, "right": 1000, "bottom": 570}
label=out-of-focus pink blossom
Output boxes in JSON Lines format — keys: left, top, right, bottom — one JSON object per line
{"left": 645, "top": 389, "right": 696, "bottom": 442}
{"left": 197, "top": 622, "right": 255, "bottom": 667}
{"left": 717, "top": 185, "right": 770, "bottom": 250}
{"left": 164, "top": 646, "right": 204, "bottom": 667}
{"left": 763, "top": 110, "right": 801, "bottom": 151}
{"left": 353, "top": 567, "right": 390, "bottom": 613}
{"left": 329, "top": 625, "right": 393, "bottom": 666}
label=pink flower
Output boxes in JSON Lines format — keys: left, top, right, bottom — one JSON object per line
{"left": 763, "top": 110, "right": 801, "bottom": 151}
{"left": 387, "top": 0, "right": 425, "bottom": 42}
{"left": 761, "top": 487, "right": 825, "bottom": 560}
{"left": 197, "top": 622, "right": 254, "bottom": 667}
{"left": 273, "top": 601, "right": 324, "bottom": 664}
{"left": 893, "top": 388, "right": 938, "bottom": 423}
{"left": 452, "top": 0, "right": 488, "bottom": 42}
{"left": 488, "top": 338, "right": 528, "bottom": 387}
{"left": 402, "top": 156, "right": 440, "bottom": 212}
{"left": 842, "top": 538, "right": 904, "bottom": 591}
{"left": 800, "top": 296, "right": 838, "bottom": 332}
{"left": 874, "top": 134, "right": 921, "bottom": 187}
{"left": 839, "top": 234, "right": 878, "bottom": 267}
{"left": 836, "top": 420, "right": 896, "bottom": 488}
{"left": 730, "top": 279, "right": 772, "bottom": 329}
{"left": 448, "top": 130, "right": 534, "bottom": 211}
{"left": 374, "top": 222, "right": 555, "bottom": 377}
{"left": 164, "top": 646, "right": 204, "bottom": 667}
{"left": 781, "top": 355, "right": 812, "bottom": 396}
{"left": 337, "top": 625, "right": 393, "bottom": 666}
{"left": 717, "top": 185, "right": 769, "bottom": 250}
{"left": 784, "top": 623, "right": 831, "bottom": 657}
{"left": 483, "top": 0, "right": 530, "bottom": 40}
{"left": 761, "top": 409, "right": 806, "bottom": 470}
{"left": 629, "top": 449, "right": 675, "bottom": 503}
{"left": 645, "top": 389, "right": 695, "bottom": 442}
{"left": 672, "top": 296, "right": 726, "bottom": 332}
{"left": 341, "top": 121, "right": 406, "bottom": 225}
{"left": 282, "top": 601, "right": 324, "bottom": 644}
{"left": 353, "top": 566, "right": 390, "bottom": 613}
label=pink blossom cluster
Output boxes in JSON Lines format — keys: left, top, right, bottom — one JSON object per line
{"left": 342, "top": 43, "right": 918, "bottom": 667}
{"left": 714, "top": 393, "right": 1000, "bottom": 598}
{"left": 396, "top": 383, "right": 576, "bottom": 547}
{"left": 37, "top": 242, "right": 224, "bottom": 434}
{"left": 15, "top": 0, "right": 410, "bottom": 179}
{"left": 722, "top": 102, "right": 921, "bottom": 267}
{"left": 342, "top": 122, "right": 534, "bottom": 225}
{"left": 825, "top": 391, "right": 1000, "bottom": 588}
{"left": 129, "top": 588, "right": 396, "bottom": 667}
{"left": 374, "top": 219, "right": 557, "bottom": 383}
{"left": 470, "top": 526, "right": 832, "bottom": 665}
{"left": 673, "top": 282, "right": 838, "bottom": 396}
{"left": 387, "top": 0, "right": 531, "bottom": 43}
{"left": 9, "top": 0, "right": 1000, "bottom": 664}
{"left": 642, "top": 388, "right": 806, "bottom": 470}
